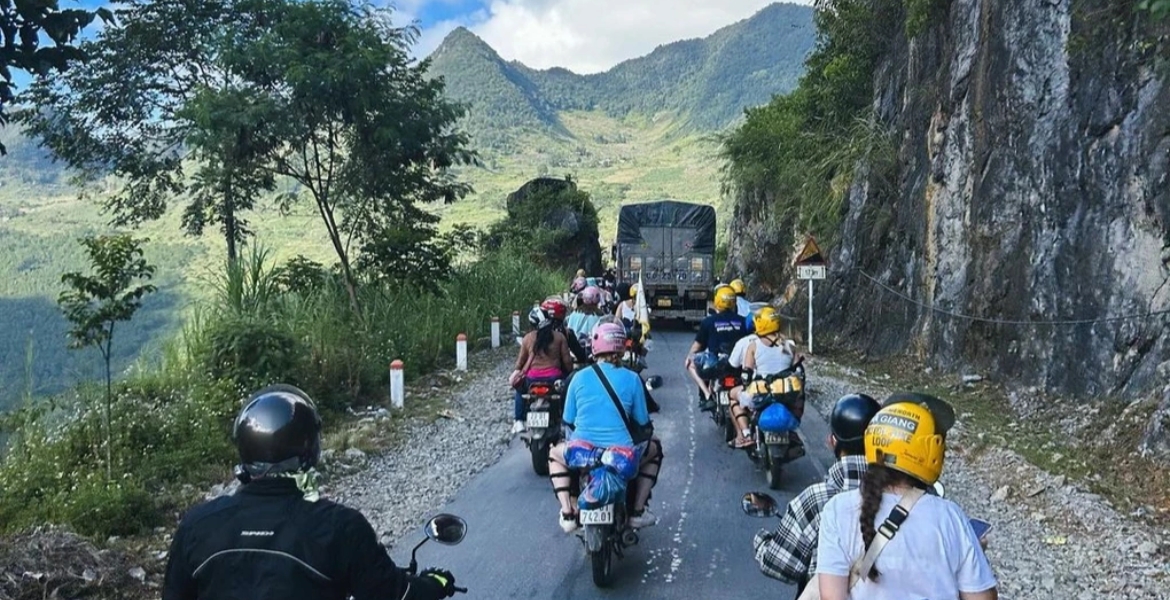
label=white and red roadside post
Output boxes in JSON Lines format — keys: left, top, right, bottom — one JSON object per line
{"left": 491, "top": 316, "right": 501, "bottom": 348}
{"left": 456, "top": 333, "right": 468, "bottom": 371}
{"left": 512, "top": 311, "right": 521, "bottom": 338}
{"left": 390, "top": 359, "right": 405, "bottom": 409}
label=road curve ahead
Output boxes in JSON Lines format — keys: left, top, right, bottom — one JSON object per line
{"left": 393, "top": 330, "right": 836, "bottom": 598}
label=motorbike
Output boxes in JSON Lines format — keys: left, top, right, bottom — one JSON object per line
{"left": 572, "top": 377, "right": 663, "bottom": 588}
{"left": 698, "top": 352, "right": 738, "bottom": 442}
{"left": 401, "top": 513, "right": 470, "bottom": 594}
{"left": 522, "top": 379, "right": 564, "bottom": 476}
{"left": 741, "top": 361, "right": 807, "bottom": 489}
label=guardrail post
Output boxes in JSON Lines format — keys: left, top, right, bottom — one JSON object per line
{"left": 491, "top": 317, "right": 500, "bottom": 348}
{"left": 512, "top": 311, "right": 521, "bottom": 337}
{"left": 456, "top": 333, "right": 468, "bottom": 371}
{"left": 390, "top": 359, "right": 405, "bottom": 409}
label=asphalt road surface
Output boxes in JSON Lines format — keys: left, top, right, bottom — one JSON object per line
{"left": 393, "top": 330, "right": 836, "bottom": 598}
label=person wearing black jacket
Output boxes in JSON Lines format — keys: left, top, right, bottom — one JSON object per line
{"left": 162, "top": 384, "right": 458, "bottom": 600}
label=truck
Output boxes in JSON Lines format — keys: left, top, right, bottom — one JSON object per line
{"left": 612, "top": 200, "right": 717, "bottom": 323}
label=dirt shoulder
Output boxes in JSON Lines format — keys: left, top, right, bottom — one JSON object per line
{"left": 806, "top": 350, "right": 1170, "bottom": 599}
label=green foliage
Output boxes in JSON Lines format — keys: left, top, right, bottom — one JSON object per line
{"left": 485, "top": 178, "right": 600, "bottom": 272}
{"left": 720, "top": 0, "right": 902, "bottom": 246}
{"left": 58, "top": 234, "right": 157, "bottom": 480}
{"left": 0, "top": 245, "right": 561, "bottom": 537}
{"left": 0, "top": 0, "right": 110, "bottom": 154}
{"left": 904, "top": 0, "right": 948, "bottom": 38}
{"left": 1140, "top": 0, "right": 1170, "bottom": 19}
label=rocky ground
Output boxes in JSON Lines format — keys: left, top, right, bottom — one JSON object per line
{"left": 808, "top": 359, "right": 1170, "bottom": 600}
{"left": 324, "top": 346, "right": 518, "bottom": 547}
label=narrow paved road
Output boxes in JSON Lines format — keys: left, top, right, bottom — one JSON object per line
{"left": 393, "top": 330, "right": 836, "bottom": 598}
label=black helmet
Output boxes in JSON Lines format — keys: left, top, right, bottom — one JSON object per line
{"left": 233, "top": 384, "right": 322, "bottom": 481}
{"left": 616, "top": 282, "right": 633, "bottom": 301}
{"left": 829, "top": 393, "right": 881, "bottom": 455}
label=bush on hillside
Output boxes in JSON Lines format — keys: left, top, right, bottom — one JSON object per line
{"left": 0, "top": 248, "right": 562, "bottom": 538}
{"left": 485, "top": 177, "right": 603, "bottom": 274}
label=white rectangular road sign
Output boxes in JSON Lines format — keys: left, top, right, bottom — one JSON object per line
{"left": 796, "top": 264, "right": 826, "bottom": 280}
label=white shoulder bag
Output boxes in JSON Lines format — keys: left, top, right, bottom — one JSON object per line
{"left": 797, "top": 487, "right": 926, "bottom": 600}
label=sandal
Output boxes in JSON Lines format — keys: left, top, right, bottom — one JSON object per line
{"left": 729, "top": 436, "right": 755, "bottom": 449}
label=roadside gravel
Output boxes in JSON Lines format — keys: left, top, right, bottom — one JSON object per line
{"left": 805, "top": 359, "right": 1170, "bottom": 600}
{"left": 325, "top": 347, "right": 517, "bottom": 548}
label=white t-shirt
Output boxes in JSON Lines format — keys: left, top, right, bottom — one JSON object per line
{"left": 728, "top": 334, "right": 759, "bottom": 368}
{"left": 816, "top": 489, "right": 997, "bottom": 599}
{"left": 751, "top": 338, "right": 795, "bottom": 376}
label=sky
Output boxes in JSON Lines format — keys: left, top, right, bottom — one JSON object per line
{"left": 395, "top": 0, "right": 814, "bottom": 74}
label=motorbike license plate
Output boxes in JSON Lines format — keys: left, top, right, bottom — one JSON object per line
{"left": 718, "top": 392, "right": 730, "bottom": 406}
{"left": 764, "top": 431, "right": 789, "bottom": 444}
{"left": 656, "top": 298, "right": 672, "bottom": 307}
{"left": 526, "top": 411, "right": 549, "bottom": 428}
{"left": 579, "top": 505, "right": 614, "bottom": 525}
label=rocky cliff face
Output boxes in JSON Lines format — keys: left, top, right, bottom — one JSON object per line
{"left": 736, "top": 2, "right": 1170, "bottom": 446}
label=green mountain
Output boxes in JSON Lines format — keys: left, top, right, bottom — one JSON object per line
{"left": 426, "top": 2, "right": 816, "bottom": 151}
{"left": 0, "top": 2, "right": 814, "bottom": 411}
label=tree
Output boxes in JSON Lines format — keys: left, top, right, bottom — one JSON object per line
{"left": 0, "top": 0, "right": 111, "bottom": 154}
{"left": 15, "top": 0, "right": 278, "bottom": 261}
{"left": 58, "top": 234, "right": 157, "bottom": 480}
{"left": 226, "top": 0, "right": 476, "bottom": 310}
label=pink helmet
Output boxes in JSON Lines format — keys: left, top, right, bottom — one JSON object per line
{"left": 570, "top": 277, "right": 588, "bottom": 293}
{"left": 578, "top": 286, "right": 601, "bottom": 305}
{"left": 591, "top": 323, "right": 627, "bottom": 356}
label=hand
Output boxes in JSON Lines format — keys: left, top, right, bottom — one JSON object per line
{"left": 420, "top": 568, "right": 457, "bottom": 597}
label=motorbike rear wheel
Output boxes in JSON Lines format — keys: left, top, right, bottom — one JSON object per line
{"left": 765, "top": 447, "right": 785, "bottom": 490}
{"left": 530, "top": 438, "right": 550, "bottom": 476}
{"left": 590, "top": 543, "right": 613, "bottom": 587}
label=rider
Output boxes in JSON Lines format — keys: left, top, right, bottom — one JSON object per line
{"left": 511, "top": 303, "right": 575, "bottom": 434}
{"left": 163, "top": 385, "right": 458, "bottom": 600}
{"left": 685, "top": 284, "right": 747, "bottom": 411}
{"left": 816, "top": 393, "right": 997, "bottom": 600}
{"left": 727, "top": 306, "right": 800, "bottom": 448}
{"left": 544, "top": 296, "right": 589, "bottom": 364}
{"left": 547, "top": 323, "right": 664, "bottom": 533}
{"left": 753, "top": 393, "right": 881, "bottom": 598}
{"left": 729, "top": 278, "right": 752, "bottom": 318}
{"left": 566, "top": 286, "right": 605, "bottom": 355}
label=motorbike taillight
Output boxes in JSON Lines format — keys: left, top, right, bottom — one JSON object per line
{"left": 529, "top": 385, "right": 551, "bottom": 396}
{"left": 722, "top": 376, "right": 739, "bottom": 388}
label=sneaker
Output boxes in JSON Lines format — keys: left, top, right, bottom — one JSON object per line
{"left": 559, "top": 512, "right": 579, "bottom": 533}
{"left": 511, "top": 420, "right": 526, "bottom": 435}
{"left": 699, "top": 394, "right": 716, "bottom": 412}
{"left": 629, "top": 508, "right": 658, "bottom": 529}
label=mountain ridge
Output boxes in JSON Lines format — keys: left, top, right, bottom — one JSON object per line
{"left": 425, "top": 2, "right": 816, "bottom": 150}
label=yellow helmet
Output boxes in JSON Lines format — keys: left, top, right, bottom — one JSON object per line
{"left": 729, "top": 278, "right": 746, "bottom": 295}
{"left": 754, "top": 306, "right": 782, "bottom": 336}
{"left": 630, "top": 283, "right": 639, "bottom": 298}
{"left": 713, "top": 285, "right": 737, "bottom": 312}
{"left": 864, "top": 401, "right": 946, "bottom": 485}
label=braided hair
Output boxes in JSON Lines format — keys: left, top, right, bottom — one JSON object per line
{"left": 857, "top": 463, "right": 917, "bottom": 581}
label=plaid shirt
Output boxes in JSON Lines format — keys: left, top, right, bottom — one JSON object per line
{"left": 752, "top": 455, "right": 869, "bottom": 583}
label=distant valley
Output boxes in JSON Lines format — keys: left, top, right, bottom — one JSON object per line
{"left": 0, "top": 2, "right": 815, "bottom": 407}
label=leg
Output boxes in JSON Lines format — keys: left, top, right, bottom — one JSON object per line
{"left": 729, "top": 397, "right": 754, "bottom": 448}
{"left": 548, "top": 443, "right": 578, "bottom": 532}
{"left": 629, "top": 438, "right": 662, "bottom": 528}
{"left": 512, "top": 387, "right": 527, "bottom": 434}
{"left": 685, "top": 358, "right": 711, "bottom": 400}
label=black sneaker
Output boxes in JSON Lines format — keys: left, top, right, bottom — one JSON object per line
{"left": 699, "top": 394, "right": 716, "bottom": 412}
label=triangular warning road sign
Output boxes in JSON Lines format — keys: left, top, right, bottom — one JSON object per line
{"left": 794, "top": 236, "right": 826, "bottom": 266}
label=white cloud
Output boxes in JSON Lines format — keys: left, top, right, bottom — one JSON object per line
{"left": 435, "top": 0, "right": 814, "bottom": 74}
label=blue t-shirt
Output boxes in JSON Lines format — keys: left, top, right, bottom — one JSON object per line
{"left": 695, "top": 310, "right": 748, "bottom": 355}
{"left": 563, "top": 363, "right": 649, "bottom": 448}
{"left": 566, "top": 312, "right": 602, "bottom": 343}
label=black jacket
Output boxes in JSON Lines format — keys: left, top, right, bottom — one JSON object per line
{"left": 162, "top": 478, "right": 447, "bottom": 600}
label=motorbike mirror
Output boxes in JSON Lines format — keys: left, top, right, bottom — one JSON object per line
{"left": 425, "top": 513, "right": 467, "bottom": 545}
{"left": 741, "top": 492, "right": 779, "bottom": 518}
{"left": 646, "top": 375, "right": 663, "bottom": 390}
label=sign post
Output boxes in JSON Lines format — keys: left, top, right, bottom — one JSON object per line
{"left": 794, "top": 237, "right": 827, "bottom": 354}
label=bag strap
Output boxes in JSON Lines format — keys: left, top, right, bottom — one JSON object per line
{"left": 591, "top": 364, "right": 637, "bottom": 439}
{"left": 847, "top": 487, "right": 927, "bottom": 587}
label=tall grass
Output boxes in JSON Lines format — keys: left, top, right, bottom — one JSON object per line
{"left": 0, "top": 247, "right": 562, "bottom": 537}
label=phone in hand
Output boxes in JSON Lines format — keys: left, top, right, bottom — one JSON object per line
{"left": 970, "top": 518, "right": 992, "bottom": 540}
